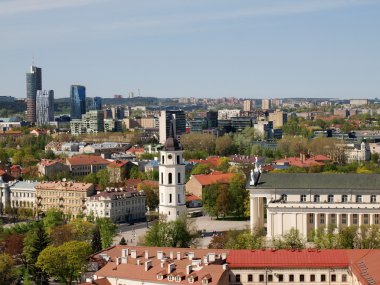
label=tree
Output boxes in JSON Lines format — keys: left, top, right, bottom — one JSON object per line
{"left": 0, "top": 253, "right": 17, "bottom": 285}
{"left": 119, "top": 237, "right": 127, "bottom": 245}
{"left": 138, "top": 182, "right": 159, "bottom": 211}
{"left": 273, "top": 228, "right": 305, "bottom": 249}
{"left": 215, "top": 184, "right": 229, "bottom": 218}
{"left": 226, "top": 229, "right": 264, "bottom": 249}
{"left": 129, "top": 166, "right": 139, "bottom": 179}
{"left": 202, "top": 184, "right": 219, "bottom": 218}
{"left": 96, "top": 218, "right": 117, "bottom": 249}
{"left": 191, "top": 163, "right": 211, "bottom": 175}
{"left": 23, "top": 222, "right": 50, "bottom": 283}
{"left": 215, "top": 157, "right": 230, "bottom": 173}
{"left": 43, "top": 209, "right": 65, "bottom": 234}
{"left": 36, "top": 241, "right": 91, "bottom": 285}
{"left": 228, "top": 173, "right": 248, "bottom": 218}
{"left": 215, "top": 135, "right": 234, "bottom": 156}
{"left": 144, "top": 217, "right": 198, "bottom": 248}
{"left": 91, "top": 226, "right": 102, "bottom": 253}
{"left": 337, "top": 226, "right": 357, "bottom": 249}
{"left": 83, "top": 173, "right": 98, "bottom": 184}
{"left": 180, "top": 133, "right": 216, "bottom": 155}
{"left": 0, "top": 233, "right": 25, "bottom": 263}
{"left": 96, "top": 169, "right": 110, "bottom": 190}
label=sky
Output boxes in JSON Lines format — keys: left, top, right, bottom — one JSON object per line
{"left": 0, "top": 0, "right": 379, "bottom": 99}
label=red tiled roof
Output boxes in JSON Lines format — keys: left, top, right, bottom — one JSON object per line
{"left": 67, "top": 155, "right": 110, "bottom": 166}
{"left": 127, "top": 147, "right": 145, "bottom": 153}
{"left": 107, "top": 160, "right": 128, "bottom": 168}
{"left": 188, "top": 156, "right": 221, "bottom": 168}
{"left": 192, "top": 172, "right": 235, "bottom": 186}
{"left": 273, "top": 156, "right": 328, "bottom": 168}
{"left": 227, "top": 249, "right": 350, "bottom": 268}
{"left": 36, "top": 181, "right": 94, "bottom": 191}
{"left": 186, "top": 194, "right": 201, "bottom": 202}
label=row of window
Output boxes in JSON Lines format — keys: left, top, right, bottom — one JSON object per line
{"left": 308, "top": 213, "right": 380, "bottom": 225}
{"left": 161, "top": 154, "right": 182, "bottom": 165}
{"left": 161, "top": 172, "right": 182, "bottom": 185}
{"left": 234, "top": 273, "right": 347, "bottom": 283}
{"left": 11, "top": 192, "right": 34, "bottom": 198}
{"left": 282, "top": 194, "right": 377, "bottom": 203}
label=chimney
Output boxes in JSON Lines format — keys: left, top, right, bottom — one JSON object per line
{"left": 176, "top": 252, "right": 181, "bottom": 260}
{"left": 121, "top": 257, "right": 128, "bottom": 264}
{"left": 203, "top": 255, "right": 209, "bottom": 265}
{"left": 169, "top": 251, "right": 174, "bottom": 259}
{"left": 188, "top": 252, "right": 195, "bottom": 260}
{"left": 222, "top": 263, "right": 228, "bottom": 270}
{"left": 116, "top": 257, "right": 121, "bottom": 266}
{"left": 221, "top": 253, "right": 227, "bottom": 260}
{"left": 167, "top": 262, "right": 176, "bottom": 274}
{"left": 208, "top": 253, "right": 216, "bottom": 262}
{"left": 186, "top": 265, "right": 193, "bottom": 275}
{"left": 145, "top": 260, "right": 153, "bottom": 271}
{"left": 136, "top": 259, "right": 141, "bottom": 265}
{"left": 131, "top": 250, "right": 137, "bottom": 259}
{"left": 145, "top": 250, "right": 149, "bottom": 259}
{"left": 157, "top": 251, "right": 164, "bottom": 260}
{"left": 121, "top": 248, "right": 129, "bottom": 257}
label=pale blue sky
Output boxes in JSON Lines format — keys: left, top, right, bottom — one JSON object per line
{"left": 0, "top": 0, "right": 379, "bottom": 99}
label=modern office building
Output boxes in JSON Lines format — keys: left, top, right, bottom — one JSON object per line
{"left": 159, "top": 110, "right": 186, "bottom": 144}
{"left": 87, "top": 97, "right": 102, "bottom": 111}
{"left": 206, "top": 110, "right": 218, "bottom": 128}
{"left": 70, "top": 85, "right": 86, "bottom": 119}
{"left": 26, "top": 65, "right": 42, "bottom": 122}
{"left": 36, "top": 90, "right": 54, "bottom": 126}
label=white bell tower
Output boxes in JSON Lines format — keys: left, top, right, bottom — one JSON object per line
{"left": 158, "top": 116, "right": 186, "bottom": 221}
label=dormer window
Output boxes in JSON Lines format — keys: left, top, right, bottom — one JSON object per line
{"left": 188, "top": 277, "right": 194, "bottom": 284}
{"left": 168, "top": 275, "right": 174, "bottom": 281}
{"left": 202, "top": 279, "right": 209, "bottom": 285}
{"left": 157, "top": 274, "right": 163, "bottom": 280}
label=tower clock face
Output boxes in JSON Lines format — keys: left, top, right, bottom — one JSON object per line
{"left": 168, "top": 154, "right": 172, "bottom": 159}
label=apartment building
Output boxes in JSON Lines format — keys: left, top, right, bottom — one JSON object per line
{"left": 66, "top": 155, "right": 110, "bottom": 176}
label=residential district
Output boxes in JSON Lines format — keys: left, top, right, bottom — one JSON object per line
{"left": 1, "top": 65, "right": 380, "bottom": 284}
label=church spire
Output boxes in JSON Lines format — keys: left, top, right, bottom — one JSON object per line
{"left": 163, "top": 115, "right": 182, "bottom": 151}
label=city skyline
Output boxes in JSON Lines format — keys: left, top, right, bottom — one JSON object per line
{"left": 0, "top": 0, "right": 380, "bottom": 99}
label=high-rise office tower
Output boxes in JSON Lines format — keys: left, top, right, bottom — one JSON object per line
{"left": 36, "top": 90, "right": 54, "bottom": 126}
{"left": 87, "top": 97, "right": 102, "bottom": 111}
{"left": 70, "top": 85, "right": 86, "bottom": 119}
{"left": 159, "top": 110, "right": 186, "bottom": 144}
{"left": 26, "top": 65, "right": 42, "bottom": 122}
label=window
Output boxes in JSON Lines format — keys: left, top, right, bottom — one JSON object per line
{"left": 331, "top": 214, "right": 336, "bottom": 225}
{"left": 314, "top": 195, "right": 320, "bottom": 202}
{"left": 342, "top": 274, "right": 347, "bottom": 282}
{"left": 259, "top": 275, "right": 264, "bottom": 282}
{"left": 236, "top": 274, "right": 241, "bottom": 282}
{"left": 278, "top": 274, "right": 283, "bottom": 282}
{"left": 268, "top": 275, "right": 273, "bottom": 282}
{"left": 248, "top": 274, "right": 253, "bottom": 282}
{"left": 371, "top": 195, "right": 376, "bottom": 203}
{"left": 356, "top": 195, "right": 362, "bottom": 203}
{"left": 375, "top": 214, "right": 380, "bottom": 224}
{"left": 178, "top": 194, "right": 181, "bottom": 203}
{"left": 310, "top": 275, "right": 315, "bottom": 282}
{"left": 353, "top": 214, "right": 358, "bottom": 225}
{"left": 169, "top": 194, "right": 172, "bottom": 203}
{"left": 281, "top": 194, "right": 287, "bottom": 202}
{"left": 161, "top": 173, "right": 163, "bottom": 184}
{"left": 168, "top": 173, "right": 172, "bottom": 184}
{"left": 178, "top": 172, "right": 181, "bottom": 184}
{"left": 300, "top": 195, "right": 306, "bottom": 202}
{"left": 320, "top": 213, "right": 325, "bottom": 224}
{"left": 328, "top": 195, "right": 334, "bottom": 203}
{"left": 342, "top": 195, "right": 348, "bottom": 202}
{"left": 342, "top": 214, "right": 347, "bottom": 225}
{"left": 364, "top": 214, "right": 369, "bottom": 224}
{"left": 321, "top": 274, "right": 326, "bottom": 282}
{"left": 309, "top": 213, "right": 314, "bottom": 224}
{"left": 300, "top": 274, "right": 305, "bottom": 282}
{"left": 161, "top": 155, "right": 164, "bottom": 164}
{"left": 289, "top": 275, "right": 294, "bottom": 282}
{"left": 331, "top": 274, "right": 336, "bottom": 282}
{"left": 177, "top": 155, "right": 180, "bottom": 164}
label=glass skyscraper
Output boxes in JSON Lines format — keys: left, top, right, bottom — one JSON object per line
{"left": 26, "top": 65, "right": 42, "bottom": 123}
{"left": 70, "top": 85, "right": 86, "bottom": 119}
{"left": 36, "top": 90, "right": 54, "bottom": 126}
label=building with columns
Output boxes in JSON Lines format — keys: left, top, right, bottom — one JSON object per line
{"left": 248, "top": 173, "right": 380, "bottom": 239}
{"left": 158, "top": 118, "right": 187, "bottom": 221}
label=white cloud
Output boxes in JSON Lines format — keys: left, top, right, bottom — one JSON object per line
{"left": 0, "top": 0, "right": 106, "bottom": 15}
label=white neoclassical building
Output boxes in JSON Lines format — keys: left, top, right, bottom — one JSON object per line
{"left": 248, "top": 173, "right": 380, "bottom": 239}
{"left": 158, "top": 117, "right": 187, "bottom": 221}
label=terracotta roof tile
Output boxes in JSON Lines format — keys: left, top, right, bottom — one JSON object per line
{"left": 192, "top": 172, "right": 234, "bottom": 186}
{"left": 67, "top": 155, "right": 110, "bottom": 166}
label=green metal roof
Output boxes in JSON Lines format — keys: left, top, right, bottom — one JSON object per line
{"left": 250, "top": 173, "right": 380, "bottom": 190}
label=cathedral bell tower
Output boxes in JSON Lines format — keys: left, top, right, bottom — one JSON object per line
{"left": 158, "top": 116, "right": 186, "bottom": 221}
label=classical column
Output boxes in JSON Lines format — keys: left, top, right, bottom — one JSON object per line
{"left": 337, "top": 213, "right": 341, "bottom": 228}
{"left": 314, "top": 213, "right": 319, "bottom": 231}
{"left": 370, "top": 213, "right": 374, "bottom": 225}
{"left": 358, "top": 213, "right": 363, "bottom": 227}
{"left": 325, "top": 213, "right": 330, "bottom": 231}
{"left": 267, "top": 212, "right": 273, "bottom": 238}
{"left": 250, "top": 197, "right": 255, "bottom": 232}
{"left": 348, "top": 214, "right": 352, "bottom": 227}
